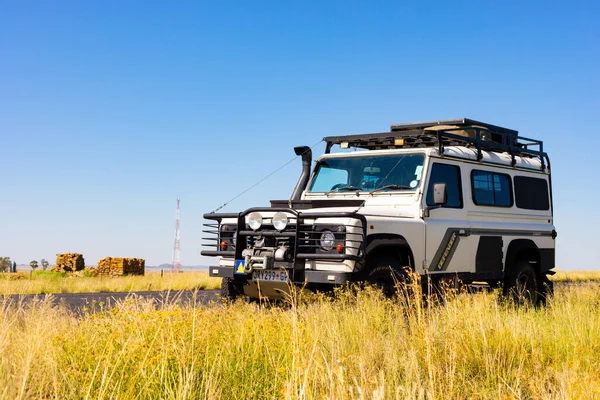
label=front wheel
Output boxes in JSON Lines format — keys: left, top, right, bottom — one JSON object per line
{"left": 220, "top": 277, "right": 244, "bottom": 302}
{"left": 365, "top": 255, "right": 410, "bottom": 298}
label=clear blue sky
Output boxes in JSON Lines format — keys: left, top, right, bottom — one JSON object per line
{"left": 1, "top": 1, "right": 598, "bottom": 269}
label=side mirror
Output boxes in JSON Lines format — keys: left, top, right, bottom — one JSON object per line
{"left": 433, "top": 183, "right": 447, "bottom": 205}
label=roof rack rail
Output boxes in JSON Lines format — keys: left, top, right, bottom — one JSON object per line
{"left": 323, "top": 118, "right": 548, "bottom": 170}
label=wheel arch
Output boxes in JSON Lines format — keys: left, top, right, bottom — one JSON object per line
{"left": 505, "top": 239, "right": 540, "bottom": 278}
{"left": 365, "top": 234, "right": 415, "bottom": 271}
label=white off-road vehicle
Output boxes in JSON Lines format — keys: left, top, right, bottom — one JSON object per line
{"left": 202, "top": 118, "right": 556, "bottom": 303}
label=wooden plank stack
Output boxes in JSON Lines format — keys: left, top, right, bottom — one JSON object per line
{"left": 52, "top": 253, "right": 85, "bottom": 272}
{"left": 96, "top": 257, "right": 145, "bottom": 277}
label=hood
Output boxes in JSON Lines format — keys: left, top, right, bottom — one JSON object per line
{"left": 270, "top": 199, "right": 364, "bottom": 209}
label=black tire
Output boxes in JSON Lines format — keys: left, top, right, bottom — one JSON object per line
{"left": 365, "top": 255, "right": 409, "bottom": 298}
{"left": 504, "top": 261, "right": 539, "bottom": 305}
{"left": 220, "top": 277, "right": 244, "bottom": 302}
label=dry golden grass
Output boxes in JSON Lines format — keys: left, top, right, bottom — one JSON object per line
{"left": 0, "top": 268, "right": 597, "bottom": 296}
{"left": 0, "top": 284, "right": 599, "bottom": 399}
{"left": 0, "top": 271, "right": 220, "bottom": 295}
{"left": 550, "top": 270, "right": 600, "bottom": 282}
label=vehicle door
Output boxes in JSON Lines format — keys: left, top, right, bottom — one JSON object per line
{"left": 423, "top": 160, "right": 477, "bottom": 274}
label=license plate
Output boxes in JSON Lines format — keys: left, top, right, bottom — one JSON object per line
{"left": 252, "top": 269, "right": 289, "bottom": 282}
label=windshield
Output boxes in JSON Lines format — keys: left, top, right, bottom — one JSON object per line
{"left": 308, "top": 153, "right": 425, "bottom": 193}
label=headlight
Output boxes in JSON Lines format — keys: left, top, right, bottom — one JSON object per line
{"left": 319, "top": 230, "right": 335, "bottom": 251}
{"left": 272, "top": 212, "right": 288, "bottom": 231}
{"left": 248, "top": 212, "right": 263, "bottom": 231}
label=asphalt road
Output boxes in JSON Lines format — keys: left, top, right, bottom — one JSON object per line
{"left": 7, "top": 290, "right": 221, "bottom": 313}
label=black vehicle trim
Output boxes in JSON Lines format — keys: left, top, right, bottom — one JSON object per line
{"left": 427, "top": 271, "right": 505, "bottom": 281}
{"left": 429, "top": 230, "right": 462, "bottom": 272}
{"left": 208, "top": 266, "right": 234, "bottom": 278}
{"left": 539, "top": 248, "right": 555, "bottom": 272}
{"left": 209, "top": 266, "right": 353, "bottom": 285}
{"left": 429, "top": 228, "right": 554, "bottom": 272}
{"left": 476, "top": 236, "right": 504, "bottom": 274}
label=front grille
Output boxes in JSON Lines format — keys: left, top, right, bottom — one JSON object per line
{"left": 246, "top": 225, "right": 295, "bottom": 250}
{"left": 201, "top": 209, "right": 367, "bottom": 262}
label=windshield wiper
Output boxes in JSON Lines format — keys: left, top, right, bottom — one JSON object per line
{"left": 326, "top": 185, "right": 362, "bottom": 195}
{"left": 370, "top": 184, "right": 412, "bottom": 194}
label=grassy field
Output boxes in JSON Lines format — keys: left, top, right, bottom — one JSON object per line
{"left": 549, "top": 270, "right": 600, "bottom": 282}
{"left": 0, "top": 284, "right": 599, "bottom": 399}
{"left": 0, "top": 269, "right": 597, "bottom": 296}
{"left": 0, "top": 271, "right": 221, "bottom": 295}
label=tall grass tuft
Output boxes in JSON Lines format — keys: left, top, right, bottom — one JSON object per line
{"left": 0, "top": 284, "right": 599, "bottom": 399}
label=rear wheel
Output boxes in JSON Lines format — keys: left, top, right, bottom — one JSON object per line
{"left": 220, "top": 277, "right": 244, "bottom": 302}
{"left": 504, "top": 261, "right": 539, "bottom": 305}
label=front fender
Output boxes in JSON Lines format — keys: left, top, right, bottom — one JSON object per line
{"left": 365, "top": 234, "right": 414, "bottom": 269}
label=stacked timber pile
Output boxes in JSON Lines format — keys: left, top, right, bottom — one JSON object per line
{"left": 52, "top": 253, "right": 85, "bottom": 272}
{"left": 95, "top": 257, "right": 145, "bottom": 277}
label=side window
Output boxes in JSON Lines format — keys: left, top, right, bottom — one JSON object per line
{"left": 514, "top": 176, "right": 550, "bottom": 210}
{"left": 426, "top": 163, "right": 463, "bottom": 208}
{"left": 471, "top": 170, "right": 513, "bottom": 207}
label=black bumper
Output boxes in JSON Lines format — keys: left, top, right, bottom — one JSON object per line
{"left": 208, "top": 266, "right": 353, "bottom": 285}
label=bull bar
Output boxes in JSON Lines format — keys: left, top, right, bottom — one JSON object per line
{"left": 201, "top": 208, "right": 367, "bottom": 284}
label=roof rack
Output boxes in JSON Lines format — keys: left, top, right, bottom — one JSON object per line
{"left": 323, "top": 118, "right": 548, "bottom": 170}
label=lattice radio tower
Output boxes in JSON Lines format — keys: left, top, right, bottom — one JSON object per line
{"left": 171, "top": 197, "right": 181, "bottom": 273}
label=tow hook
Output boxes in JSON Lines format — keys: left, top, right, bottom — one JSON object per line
{"left": 244, "top": 261, "right": 254, "bottom": 274}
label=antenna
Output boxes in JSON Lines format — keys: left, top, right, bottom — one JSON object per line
{"left": 172, "top": 197, "right": 181, "bottom": 273}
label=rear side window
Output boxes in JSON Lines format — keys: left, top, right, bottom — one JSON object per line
{"left": 471, "top": 170, "right": 513, "bottom": 207}
{"left": 514, "top": 176, "right": 550, "bottom": 210}
{"left": 426, "top": 163, "right": 463, "bottom": 208}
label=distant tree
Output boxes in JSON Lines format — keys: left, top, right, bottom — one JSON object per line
{"left": 12, "top": 261, "right": 16, "bottom": 273}
{"left": 30, "top": 260, "right": 39, "bottom": 270}
{"left": 41, "top": 259, "right": 49, "bottom": 271}
{"left": 0, "top": 257, "right": 10, "bottom": 272}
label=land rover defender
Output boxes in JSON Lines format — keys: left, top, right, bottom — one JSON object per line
{"left": 201, "top": 118, "right": 556, "bottom": 303}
